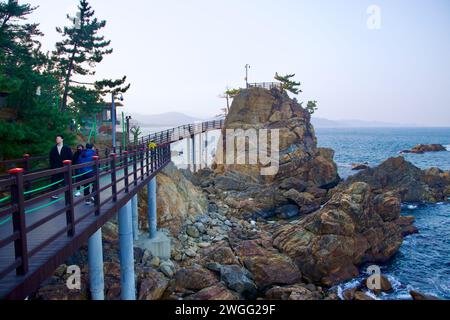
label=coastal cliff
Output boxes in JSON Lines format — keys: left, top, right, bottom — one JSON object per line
{"left": 208, "top": 87, "right": 340, "bottom": 217}
{"left": 33, "top": 87, "right": 450, "bottom": 301}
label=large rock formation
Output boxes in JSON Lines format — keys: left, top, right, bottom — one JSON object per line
{"left": 401, "top": 144, "right": 447, "bottom": 154}
{"left": 209, "top": 87, "right": 339, "bottom": 216}
{"left": 273, "top": 182, "right": 406, "bottom": 286}
{"left": 138, "top": 162, "right": 208, "bottom": 235}
{"left": 342, "top": 157, "right": 450, "bottom": 203}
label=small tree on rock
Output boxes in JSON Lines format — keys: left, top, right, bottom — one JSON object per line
{"left": 274, "top": 72, "right": 302, "bottom": 95}
{"left": 306, "top": 100, "right": 318, "bottom": 115}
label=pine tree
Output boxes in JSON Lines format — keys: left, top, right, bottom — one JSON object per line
{"left": 0, "top": 0, "right": 74, "bottom": 160}
{"left": 274, "top": 72, "right": 302, "bottom": 95}
{"left": 54, "top": 0, "right": 113, "bottom": 112}
{"left": 306, "top": 100, "right": 318, "bottom": 115}
{"left": 0, "top": 0, "right": 41, "bottom": 94}
{"left": 94, "top": 76, "right": 131, "bottom": 95}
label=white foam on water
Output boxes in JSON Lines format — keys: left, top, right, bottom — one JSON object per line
{"left": 445, "top": 145, "right": 450, "bottom": 151}
{"left": 336, "top": 279, "right": 361, "bottom": 300}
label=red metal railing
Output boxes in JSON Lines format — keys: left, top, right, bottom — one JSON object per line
{"left": 0, "top": 143, "right": 171, "bottom": 283}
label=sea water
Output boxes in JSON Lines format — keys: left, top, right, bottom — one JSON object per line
{"left": 317, "top": 127, "right": 450, "bottom": 300}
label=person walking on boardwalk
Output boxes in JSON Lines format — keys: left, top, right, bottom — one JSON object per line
{"left": 49, "top": 135, "right": 73, "bottom": 200}
{"left": 72, "top": 144, "right": 85, "bottom": 197}
{"left": 78, "top": 143, "right": 97, "bottom": 205}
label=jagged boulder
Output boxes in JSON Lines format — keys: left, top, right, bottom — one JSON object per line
{"left": 211, "top": 87, "right": 339, "bottom": 215}
{"left": 401, "top": 144, "right": 447, "bottom": 154}
{"left": 273, "top": 182, "right": 404, "bottom": 286}
{"left": 138, "top": 162, "right": 208, "bottom": 235}
{"left": 342, "top": 157, "right": 450, "bottom": 203}
{"left": 232, "top": 239, "right": 302, "bottom": 289}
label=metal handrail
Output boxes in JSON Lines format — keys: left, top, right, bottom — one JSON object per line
{"left": 247, "top": 82, "right": 283, "bottom": 90}
{"left": 0, "top": 144, "right": 172, "bottom": 282}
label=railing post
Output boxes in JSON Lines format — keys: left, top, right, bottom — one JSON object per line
{"left": 23, "top": 154, "right": 31, "bottom": 198}
{"left": 63, "top": 160, "right": 75, "bottom": 237}
{"left": 146, "top": 147, "right": 150, "bottom": 176}
{"left": 93, "top": 156, "right": 101, "bottom": 216}
{"left": 150, "top": 148, "right": 155, "bottom": 173}
{"left": 23, "top": 154, "right": 30, "bottom": 173}
{"left": 123, "top": 151, "right": 129, "bottom": 193}
{"left": 110, "top": 154, "right": 117, "bottom": 202}
{"left": 133, "top": 150, "right": 138, "bottom": 186}
{"left": 166, "top": 144, "right": 171, "bottom": 164}
{"left": 140, "top": 148, "right": 145, "bottom": 181}
{"left": 8, "top": 168, "right": 28, "bottom": 275}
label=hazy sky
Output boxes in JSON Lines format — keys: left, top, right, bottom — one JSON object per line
{"left": 25, "top": 0, "right": 450, "bottom": 126}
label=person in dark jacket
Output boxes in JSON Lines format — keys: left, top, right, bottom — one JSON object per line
{"left": 72, "top": 144, "right": 85, "bottom": 197}
{"left": 78, "top": 144, "right": 97, "bottom": 205}
{"left": 49, "top": 135, "right": 73, "bottom": 199}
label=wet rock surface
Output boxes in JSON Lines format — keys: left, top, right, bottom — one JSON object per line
{"left": 342, "top": 157, "right": 450, "bottom": 203}
{"left": 273, "top": 182, "right": 404, "bottom": 286}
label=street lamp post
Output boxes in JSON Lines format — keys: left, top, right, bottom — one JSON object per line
{"left": 126, "top": 116, "right": 132, "bottom": 146}
{"left": 245, "top": 64, "right": 251, "bottom": 88}
{"left": 111, "top": 92, "right": 124, "bottom": 152}
{"left": 111, "top": 93, "right": 116, "bottom": 151}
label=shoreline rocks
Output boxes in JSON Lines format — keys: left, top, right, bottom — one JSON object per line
{"left": 401, "top": 144, "right": 447, "bottom": 154}
{"left": 343, "top": 157, "right": 450, "bottom": 203}
{"left": 273, "top": 182, "right": 405, "bottom": 287}
{"left": 410, "top": 290, "right": 441, "bottom": 300}
{"left": 352, "top": 163, "right": 370, "bottom": 171}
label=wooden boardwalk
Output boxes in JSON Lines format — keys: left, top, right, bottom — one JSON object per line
{"left": 0, "top": 120, "right": 224, "bottom": 300}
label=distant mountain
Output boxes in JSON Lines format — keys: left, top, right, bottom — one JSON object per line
{"left": 131, "top": 112, "right": 414, "bottom": 128}
{"left": 131, "top": 112, "right": 204, "bottom": 127}
{"left": 312, "top": 117, "right": 414, "bottom": 128}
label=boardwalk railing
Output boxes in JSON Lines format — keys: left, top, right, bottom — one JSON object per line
{"left": 137, "top": 119, "right": 225, "bottom": 147}
{"left": 0, "top": 120, "right": 225, "bottom": 175}
{"left": 0, "top": 143, "right": 171, "bottom": 296}
{"left": 247, "top": 82, "right": 283, "bottom": 90}
{"left": 0, "top": 119, "right": 225, "bottom": 299}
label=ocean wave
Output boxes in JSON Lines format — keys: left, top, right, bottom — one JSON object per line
{"left": 445, "top": 145, "right": 450, "bottom": 151}
{"left": 402, "top": 203, "right": 419, "bottom": 210}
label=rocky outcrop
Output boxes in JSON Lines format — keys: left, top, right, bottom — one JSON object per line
{"left": 231, "top": 239, "right": 302, "bottom": 289}
{"left": 410, "top": 290, "right": 441, "bottom": 300}
{"left": 342, "top": 157, "right": 450, "bottom": 203}
{"left": 138, "top": 162, "right": 208, "bottom": 235}
{"left": 401, "top": 144, "right": 447, "bottom": 154}
{"left": 273, "top": 182, "right": 406, "bottom": 286}
{"left": 352, "top": 163, "right": 370, "bottom": 171}
{"left": 207, "top": 87, "right": 339, "bottom": 217}
{"left": 265, "top": 284, "right": 323, "bottom": 300}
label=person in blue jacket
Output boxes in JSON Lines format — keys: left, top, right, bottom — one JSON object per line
{"left": 72, "top": 144, "right": 85, "bottom": 197}
{"left": 78, "top": 143, "right": 97, "bottom": 205}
